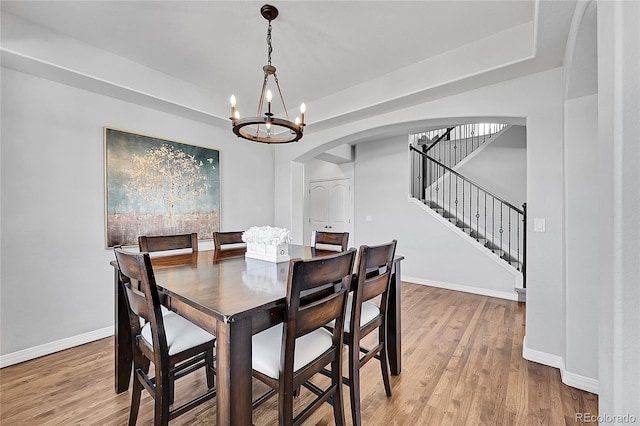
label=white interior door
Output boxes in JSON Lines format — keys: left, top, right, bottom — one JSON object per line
{"left": 309, "top": 178, "right": 352, "bottom": 235}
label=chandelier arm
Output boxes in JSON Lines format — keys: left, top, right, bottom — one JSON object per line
{"left": 273, "top": 73, "right": 291, "bottom": 121}
{"left": 257, "top": 72, "right": 269, "bottom": 116}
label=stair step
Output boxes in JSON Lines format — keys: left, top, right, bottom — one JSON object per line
{"left": 423, "top": 194, "right": 523, "bottom": 273}
{"left": 508, "top": 260, "right": 522, "bottom": 269}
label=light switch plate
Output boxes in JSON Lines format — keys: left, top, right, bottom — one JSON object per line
{"left": 534, "top": 218, "right": 546, "bottom": 232}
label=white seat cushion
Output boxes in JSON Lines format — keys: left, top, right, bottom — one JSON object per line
{"left": 327, "top": 294, "right": 380, "bottom": 333}
{"left": 138, "top": 305, "right": 171, "bottom": 327}
{"left": 252, "top": 323, "right": 333, "bottom": 379}
{"left": 141, "top": 311, "right": 215, "bottom": 356}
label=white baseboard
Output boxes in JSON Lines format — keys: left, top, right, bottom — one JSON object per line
{"left": 404, "top": 276, "right": 519, "bottom": 301}
{"left": 522, "top": 336, "right": 599, "bottom": 394}
{"left": 522, "top": 335, "right": 565, "bottom": 368}
{"left": 0, "top": 326, "right": 114, "bottom": 368}
{"left": 561, "top": 369, "right": 600, "bottom": 395}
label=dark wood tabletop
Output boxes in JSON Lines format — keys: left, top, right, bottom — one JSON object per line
{"left": 112, "top": 245, "right": 404, "bottom": 426}
{"left": 151, "top": 245, "right": 327, "bottom": 322}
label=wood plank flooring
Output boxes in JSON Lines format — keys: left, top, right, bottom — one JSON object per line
{"left": 0, "top": 283, "right": 598, "bottom": 425}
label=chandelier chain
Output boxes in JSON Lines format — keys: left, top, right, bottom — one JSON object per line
{"left": 266, "top": 20, "right": 273, "bottom": 66}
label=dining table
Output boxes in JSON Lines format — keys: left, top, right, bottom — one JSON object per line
{"left": 111, "top": 244, "right": 404, "bottom": 426}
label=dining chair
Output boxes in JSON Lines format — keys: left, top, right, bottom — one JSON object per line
{"left": 251, "top": 248, "right": 357, "bottom": 426}
{"left": 212, "top": 231, "right": 245, "bottom": 250}
{"left": 313, "top": 231, "right": 349, "bottom": 252}
{"left": 138, "top": 233, "right": 198, "bottom": 254}
{"left": 113, "top": 248, "right": 216, "bottom": 426}
{"left": 325, "top": 240, "right": 398, "bottom": 426}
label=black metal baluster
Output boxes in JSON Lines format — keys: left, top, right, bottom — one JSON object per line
{"left": 462, "top": 179, "right": 465, "bottom": 229}
{"left": 476, "top": 186, "right": 480, "bottom": 241}
{"left": 517, "top": 210, "right": 521, "bottom": 271}
{"left": 455, "top": 174, "right": 459, "bottom": 222}
{"left": 428, "top": 154, "right": 433, "bottom": 203}
{"left": 462, "top": 124, "right": 465, "bottom": 161}
{"left": 454, "top": 131, "right": 458, "bottom": 166}
{"left": 416, "top": 149, "right": 418, "bottom": 199}
{"left": 449, "top": 128, "right": 452, "bottom": 169}
{"left": 522, "top": 203, "right": 527, "bottom": 287}
{"left": 508, "top": 209, "right": 512, "bottom": 265}
{"left": 449, "top": 158, "right": 452, "bottom": 216}
{"left": 437, "top": 162, "right": 441, "bottom": 209}
{"left": 443, "top": 128, "right": 447, "bottom": 167}
{"left": 467, "top": 124, "right": 470, "bottom": 152}
{"left": 499, "top": 203, "right": 504, "bottom": 257}
{"left": 484, "top": 192, "right": 487, "bottom": 247}
{"left": 492, "top": 197, "right": 495, "bottom": 250}
{"left": 472, "top": 123, "right": 475, "bottom": 151}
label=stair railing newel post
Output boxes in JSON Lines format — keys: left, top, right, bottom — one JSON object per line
{"left": 421, "top": 142, "right": 427, "bottom": 201}
{"left": 522, "top": 203, "right": 527, "bottom": 288}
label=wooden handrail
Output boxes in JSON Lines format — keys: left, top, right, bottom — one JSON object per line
{"left": 410, "top": 145, "right": 524, "bottom": 215}
{"left": 423, "top": 127, "right": 455, "bottom": 153}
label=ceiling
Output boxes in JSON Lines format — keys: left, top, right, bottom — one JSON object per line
{"left": 1, "top": 1, "right": 537, "bottom": 112}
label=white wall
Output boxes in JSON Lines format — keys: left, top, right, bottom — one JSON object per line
{"left": 563, "top": 94, "right": 599, "bottom": 388}
{"left": 596, "top": 0, "right": 640, "bottom": 419}
{"left": 0, "top": 68, "right": 275, "bottom": 358}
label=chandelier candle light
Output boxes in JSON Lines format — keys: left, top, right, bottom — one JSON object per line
{"left": 230, "top": 4, "right": 306, "bottom": 144}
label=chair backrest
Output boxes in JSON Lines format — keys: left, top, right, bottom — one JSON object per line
{"left": 351, "top": 240, "right": 398, "bottom": 330}
{"left": 313, "top": 231, "right": 349, "bottom": 252}
{"left": 213, "top": 231, "right": 245, "bottom": 250}
{"left": 138, "top": 233, "right": 198, "bottom": 253}
{"left": 113, "top": 248, "right": 169, "bottom": 368}
{"left": 283, "top": 249, "right": 356, "bottom": 370}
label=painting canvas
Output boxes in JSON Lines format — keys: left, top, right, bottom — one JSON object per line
{"left": 104, "top": 127, "right": 220, "bottom": 247}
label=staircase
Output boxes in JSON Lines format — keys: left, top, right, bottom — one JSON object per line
{"left": 425, "top": 199, "right": 525, "bottom": 270}
{"left": 410, "top": 123, "right": 526, "bottom": 287}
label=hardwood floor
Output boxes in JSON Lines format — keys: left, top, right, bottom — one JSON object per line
{"left": 0, "top": 283, "right": 598, "bottom": 425}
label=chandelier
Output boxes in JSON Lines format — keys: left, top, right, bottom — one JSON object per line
{"left": 230, "top": 4, "right": 305, "bottom": 144}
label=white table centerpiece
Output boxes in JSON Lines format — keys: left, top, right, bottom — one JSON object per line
{"left": 242, "top": 226, "right": 292, "bottom": 263}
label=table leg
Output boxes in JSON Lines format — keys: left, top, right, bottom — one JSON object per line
{"left": 216, "top": 316, "right": 253, "bottom": 426}
{"left": 387, "top": 259, "right": 402, "bottom": 375}
{"left": 114, "top": 268, "right": 132, "bottom": 393}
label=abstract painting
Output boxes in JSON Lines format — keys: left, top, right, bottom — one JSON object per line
{"left": 104, "top": 127, "right": 220, "bottom": 247}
